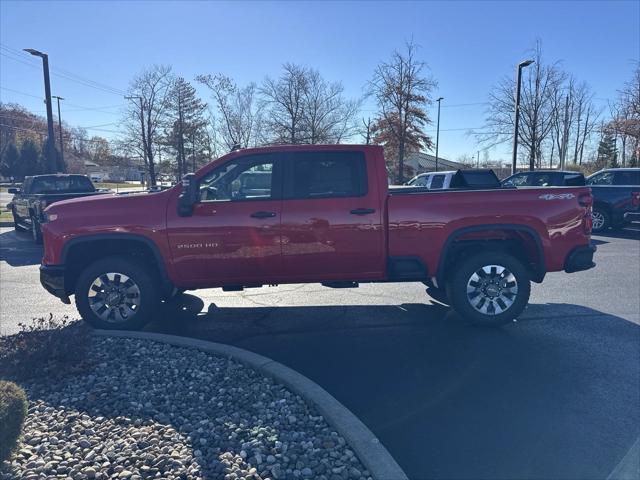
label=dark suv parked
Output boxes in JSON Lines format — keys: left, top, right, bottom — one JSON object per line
{"left": 586, "top": 168, "right": 640, "bottom": 232}
{"left": 501, "top": 170, "right": 586, "bottom": 187}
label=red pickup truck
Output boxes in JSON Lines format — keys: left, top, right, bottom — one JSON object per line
{"left": 40, "top": 145, "right": 596, "bottom": 330}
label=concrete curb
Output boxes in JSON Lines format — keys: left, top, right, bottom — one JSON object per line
{"left": 607, "top": 436, "right": 640, "bottom": 480}
{"left": 93, "top": 330, "right": 409, "bottom": 480}
{"left": 0, "top": 221, "right": 13, "bottom": 227}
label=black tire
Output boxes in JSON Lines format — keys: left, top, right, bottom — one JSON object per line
{"left": 12, "top": 210, "right": 25, "bottom": 232}
{"left": 75, "top": 256, "right": 159, "bottom": 330}
{"left": 30, "top": 215, "right": 42, "bottom": 244}
{"left": 591, "top": 207, "right": 610, "bottom": 233}
{"left": 426, "top": 286, "right": 449, "bottom": 305}
{"left": 446, "top": 251, "right": 531, "bottom": 327}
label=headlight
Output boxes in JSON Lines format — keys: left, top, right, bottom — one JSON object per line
{"left": 43, "top": 212, "right": 58, "bottom": 222}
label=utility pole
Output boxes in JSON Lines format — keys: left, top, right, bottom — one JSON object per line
{"left": 52, "top": 96, "right": 65, "bottom": 167}
{"left": 24, "top": 49, "right": 56, "bottom": 173}
{"left": 477, "top": 151, "right": 480, "bottom": 168}
{"left": 560, "top": 94, "right": 570, "bottom": 170}
{"left": 125, "top": 95, "right": 149, "bottom": 184}
{"left": 435, "top": 97, "right": 444, "bottom": 172}
{"left": 511, "top": 59, "right": 534, "bottom": 174}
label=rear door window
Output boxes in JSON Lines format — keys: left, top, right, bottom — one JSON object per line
{"left": 503, "top": 173, "right": 529, "bottom": 187}
{"left": 530, "top": 173, "right": 554, "bottom": 186}
{"left": 285, "top": 151, "right": 367, "bottom": 199}
{"left": 613, "top": 171, "right": 640, "bottom": 185}
{"left": 429, "top": 174, "right": 445, "bottom": 189}
{"left": 588, "top": 172, "right": 615, "bottom": 185}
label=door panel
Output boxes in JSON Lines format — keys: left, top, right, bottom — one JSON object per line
{"left": 166, "top": 154, "right": 283, "bottom": 286}
{"left": 167, "top": 200, "right": 282, "bottom": 284}
{"left": 280, "top": 151, "right": 384, "bottom": 281}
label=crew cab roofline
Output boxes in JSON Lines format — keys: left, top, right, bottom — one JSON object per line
{"left": 435, "top": 224, "right": 546, "bottom": 285}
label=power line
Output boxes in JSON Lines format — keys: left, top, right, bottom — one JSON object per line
{"left": 1, "top": 87, "right": 124, "bottom": 115}
{"left": 0, "top": 45, "right": 127, "bottom": 96}
{"left": 0, "top": 86, "right": 43, "bottom": 100}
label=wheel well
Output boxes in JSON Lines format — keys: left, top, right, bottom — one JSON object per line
{"left": 437, "top": 230, "right": 545, "bottom": 285}
{"left": 63, "top": 238, "right": 171, "bottom": 296}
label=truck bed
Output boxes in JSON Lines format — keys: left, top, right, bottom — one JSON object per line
{"left": 386, "top": 186, "right": 592, "bottom": 277}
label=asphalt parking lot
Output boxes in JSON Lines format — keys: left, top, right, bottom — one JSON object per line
{"left": 1, "top": 224, "right": 639, "bottom": 480}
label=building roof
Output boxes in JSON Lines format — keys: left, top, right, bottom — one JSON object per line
{"left": 405, "top": 151, "right": 464, "bottom": 171}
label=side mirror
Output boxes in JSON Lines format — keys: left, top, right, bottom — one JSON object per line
{"left": 8, "top": 188, "right": 19, "bottom": 194}
{"left": 177, "top": 173, "right": 197, "bottom": 217}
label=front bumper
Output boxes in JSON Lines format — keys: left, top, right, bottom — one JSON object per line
{"left": 40, "top": 264, "right": 70, "bottom": 304}
{"left": 564, "top": 244, "right": 597, "bottom": 273}
{"left": 623, "top": 211, "right": 640, "bottom": 222}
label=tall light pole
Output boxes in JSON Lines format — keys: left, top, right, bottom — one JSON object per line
{"left": 125, "top": 95, "right": 148, "bottom": 186}
{"left": 52, "top": 96, "right": 65, "bottom": 167}
{"left": 24, "top": 48, "right": 57, "bottom": 173}
{"left": 511, "top": 59, "right": 534, "bottom": 174}
{"left": 435, "top": 97, "right": 444, "bottom": 172}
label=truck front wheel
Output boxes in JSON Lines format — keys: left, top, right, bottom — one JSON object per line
{"left": 75, "top": 256, "right": 159, "bottom": 330}
{"left": 447, "top": 252, "right": 531, "bottom": 327}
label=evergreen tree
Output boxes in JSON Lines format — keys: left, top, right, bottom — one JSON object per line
{"left": 165, "top": 77, "right": 207, "bottom": 179}
{"left": 20, "top": 139, "right": 43, "bottom": 176}
{"left": 596, "top": 132, "right": 618, "bottom": 168}
{"left": 1, "top": 143, "right": 21, "bottom": 179}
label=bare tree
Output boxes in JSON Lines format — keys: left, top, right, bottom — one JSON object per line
{"left": 368, "top": 40, "right": 436, "bottom": 183}
{"left": 260, "top": 63, "right": 308, "bottom": 144}
{"left": 123, "top": 65, "right": 173, "bottom": 186}
{"left": 197, "top": 74, "right": 262, "bottom": 151}
{"left": 479, "top": 41, "right": 566, "bottom": 169}
{"left": 611, "top": 63, "right": 640, "bottom": 163}
{"left": 301, "top": 69, "right": 360, "bottom": 143}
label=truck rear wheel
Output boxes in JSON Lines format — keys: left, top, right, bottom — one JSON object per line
{"left": 447, "top": 252, "right": 531, "bottom": 327}
{"left": 12, "top": 209, "right": 25, "bottom": 232}
{"left": 75, "top": 256, "right": 159, "bottom": 330}
{"left": 30, "top": 215, "right": 42, "bottom": 244}
{"left": 591, "top": 207, "right": 610, "bottom": 233}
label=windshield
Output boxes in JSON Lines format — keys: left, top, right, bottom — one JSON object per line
{"left": 30, "top": 176, "right": 95, "bottom": 194}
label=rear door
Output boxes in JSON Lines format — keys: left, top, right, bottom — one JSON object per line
{"left": 280, "top": 150, "right": 385, "bottom": 281}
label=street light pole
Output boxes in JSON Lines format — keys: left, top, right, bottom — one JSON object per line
{"left": 435, "top": 97, "right": 443, "bottom": 172}
{"left": 24, "top": 48, "right": 57, "bottom": 173}
{"left": 52, "top": 96, "right": 65, "bottom": 167}
{"left": 511, "top": 59, "right": 534, "bottom": 174}
{"left": 125, "top": 95, "right": 147, "bottom": 186}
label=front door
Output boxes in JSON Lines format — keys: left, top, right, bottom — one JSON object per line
{"left": 166, "top": 153, "right": 282, "bottom": 286}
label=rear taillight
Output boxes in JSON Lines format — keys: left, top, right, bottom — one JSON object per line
{"left": 578, "top": 192, "right": 593, "bottom": 207}
{"left": 631, "top": 191, "right": 640, "bottom": 207}
{"left": 583, "top": 213, "right": 593, "bottom": 234}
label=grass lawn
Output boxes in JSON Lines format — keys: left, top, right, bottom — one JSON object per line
{"left": 0, "top": 208, "right": 12, "bottom": 223}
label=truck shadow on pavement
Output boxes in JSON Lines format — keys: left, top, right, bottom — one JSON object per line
{"left": 146, "top": 297, "right": 639, "bottom": 480}
{"left": 0, "top": 229, "right": 42, "bottom": 266}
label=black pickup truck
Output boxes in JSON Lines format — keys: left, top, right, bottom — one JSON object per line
{"left": 587, "top": 168, "right": 640, "bottom": 232}
{"left": 8, "top": 174, "right": 108, "bottom": 243}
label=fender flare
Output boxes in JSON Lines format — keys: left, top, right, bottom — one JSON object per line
{"left": 61, "top": 233, "right": 173, "bottom": 292}
{"left": 436, "top": 224, "right": 546, "bottom": 285}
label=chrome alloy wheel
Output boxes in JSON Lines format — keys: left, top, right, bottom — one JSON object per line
{"left": 88, "top": 272, "right": 141, "bottom": 323}
{"left": 591, "top": 211, "right": 605, "bottom": 231}
{"left": 466, "top": 265, "right": 518, "bottom": 315}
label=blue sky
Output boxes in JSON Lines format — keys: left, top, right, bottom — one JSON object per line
{"left": 1, "top": 0, "right": 638, "bottom": 162}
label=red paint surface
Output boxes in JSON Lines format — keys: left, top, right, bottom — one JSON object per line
{"left": 41, "top": 145, "right": 592, "bottom": 289}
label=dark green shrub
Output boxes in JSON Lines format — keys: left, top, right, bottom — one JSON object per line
{"left": 0, "top": 380, "right": 27, "bottom": 463}
{"left": 0, "top": 315, "right": 91, "bottom": 381}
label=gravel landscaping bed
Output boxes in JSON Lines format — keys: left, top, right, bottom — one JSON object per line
{"left": 1, "top": 337, "right": 372, "bottom": 480}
